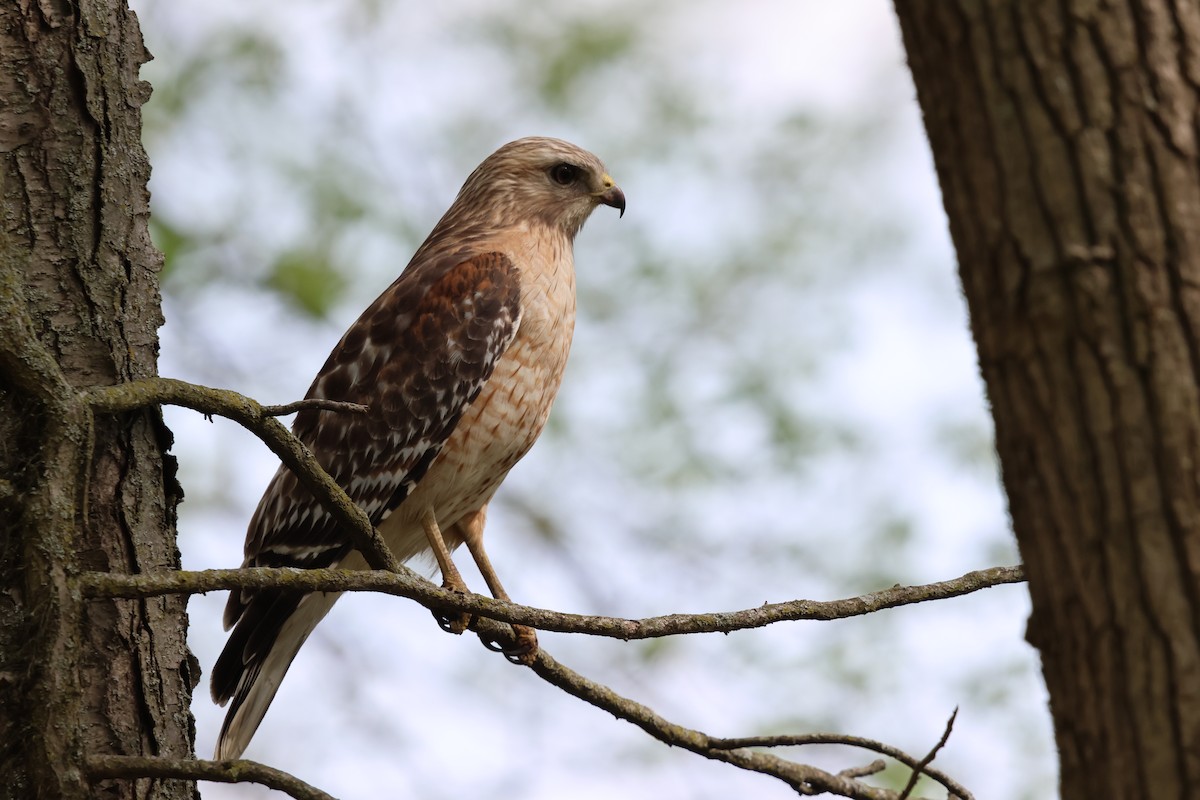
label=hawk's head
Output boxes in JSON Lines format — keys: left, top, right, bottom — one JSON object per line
{"left": 451, "top": 137, "right": 625, "bottom": 238}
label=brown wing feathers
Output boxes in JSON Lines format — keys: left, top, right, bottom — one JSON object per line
{"left": 211, "top": 252, "right": 521, "bottom": 707}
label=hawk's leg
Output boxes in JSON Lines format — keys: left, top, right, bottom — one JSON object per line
{"left": 420, "top": 507, "right": 471, "bottom": 634}
{"left": 455, "top": 508, "right": 539, "bottom": 665}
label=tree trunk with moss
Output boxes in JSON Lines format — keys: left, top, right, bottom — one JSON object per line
{"left": 895, "top": 2, "right": 1200, "bottom": 797}
{"left": 0, "top": 2, "right": 197, "bottom": 799}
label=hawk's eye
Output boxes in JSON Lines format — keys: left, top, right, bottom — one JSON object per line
{"left": 550, "top": 162, "right": 579, "bottom": 186}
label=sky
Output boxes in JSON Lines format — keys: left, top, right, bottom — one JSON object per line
{"left": 131, "top": 1, "right": 1057, "bottom": 798}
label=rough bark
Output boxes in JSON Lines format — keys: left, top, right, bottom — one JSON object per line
{"left": 895, "top": 1, "right": 1200, "bottom": 797}
{"left": 0, "top": 2, "right": 197, "bottom": 799}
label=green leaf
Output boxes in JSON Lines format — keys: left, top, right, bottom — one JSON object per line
{"left": 263, "top": 250, "right": 347, "bottom": 318}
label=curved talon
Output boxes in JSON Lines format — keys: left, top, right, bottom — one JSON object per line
{"left": 478, "top": 632, "right": 537, "bottom": 664}
{"left": 480, "top": 636, "right": 508, "bottom": 653}
{"left": 504, "top": 646, "right": 534, "bottom": 665}
{"left": 432, "top": 608, "right": 470, "bottom": 635}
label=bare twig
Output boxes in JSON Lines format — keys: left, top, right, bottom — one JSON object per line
{"left": 79, "top": 564, "right": 1024, "bottom": 641}
{"left": 897, "top": 708, "right": 960, "bottom": 800}
{"left": 839, "top": 760, "right": 888, "bottom": 780}
{"left": 82, "top": 378, "right": 400, "bottom": 573}
{"left": 86, "top": 754, "right": 337, "bottom": 800}
{"left": 467, "top": 614, "right": 925, "bottom": 800}
{"left": 711, "top": 729, "right": 970, "bottom": 800}
{"left": 261, "top": 398, "right": 369, "bottom": 417}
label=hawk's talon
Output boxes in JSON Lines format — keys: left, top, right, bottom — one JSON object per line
{"left": 504, "top": 645, "right": 537, "bottom": 666}
{"left": 433, "top": 608, "right": 471, "bottom": 635}
{"left": 478, "top": 624, "right": 538, "bottom": 664}
{"left": 478, "top": 634, "right": 537, "bottom": 665}
{"left": 480, "top": 635, "right": 508, "bottom": 653}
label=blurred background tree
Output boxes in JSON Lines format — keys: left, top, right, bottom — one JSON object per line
{"left": 134, "top": 0, "right": 1053, "bottom": 797}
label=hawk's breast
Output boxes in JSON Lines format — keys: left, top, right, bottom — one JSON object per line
{"left": 387, "top": 238, "right": 576, "bottom": 550}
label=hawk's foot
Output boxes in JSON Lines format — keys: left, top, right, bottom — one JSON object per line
{"left": 480, "top": 623, "right": 538, "bottom": 665}
{"left": 433, "top": 581, "right": 473, "bottom": 635}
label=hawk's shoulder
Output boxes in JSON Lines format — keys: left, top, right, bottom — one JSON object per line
{"left": 221, "top": 251, "right": 521, "bottom": 629}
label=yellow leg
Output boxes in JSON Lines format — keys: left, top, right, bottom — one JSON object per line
{"left": 454, "top": 507, "right": 539, "bottom": 664}
{"left": 420, "top": 507, "right": 470, "bottom": 634}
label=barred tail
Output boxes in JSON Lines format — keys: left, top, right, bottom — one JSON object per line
{"left": 211, "top": 590, "right": 340, "bottom": 759}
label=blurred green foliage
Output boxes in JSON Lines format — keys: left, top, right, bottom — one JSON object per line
{"left": 263, "top": 250, "right": 347, "bottom": 318}
{"left": 136, "top": 1, "right": 1047, "bottom": 797}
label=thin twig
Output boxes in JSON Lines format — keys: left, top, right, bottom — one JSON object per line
{"left": 839, "top": 760, "right": 888, "bottom": 780}
{"left": 86, "top": 754, "right": 337, "bottom": 800}
{"left": 489, "top": 615, "right": 919, "bottom": 800}
{"left": 261, "top": 398, "right": 369, "bottom": 417}
{"left": 897, "top": 708, "right": 959, "bottom": 800}
{"left": 711, "top": 730, "right": 971, "bottom": 800}
{"left": 82, "top": 378, "right": 399, "bottom": 573}
{"left": 78, "top": 564, "right": 1024, "bottom": 641}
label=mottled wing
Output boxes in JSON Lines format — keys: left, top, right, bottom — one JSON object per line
{"left": 211, "top": 251, "right": 521, "bottom": 706}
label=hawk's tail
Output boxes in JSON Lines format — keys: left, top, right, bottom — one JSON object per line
{"left": 210, "top": 590, "right": 340, "bottom": 759}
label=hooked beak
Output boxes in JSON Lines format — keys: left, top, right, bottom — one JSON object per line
{"left": 596, "top": 174, "right": 626, "bottom": 218}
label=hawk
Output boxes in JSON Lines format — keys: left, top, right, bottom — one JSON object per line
{"left": 211, "top": 137, "right": 625, "bottom": 759}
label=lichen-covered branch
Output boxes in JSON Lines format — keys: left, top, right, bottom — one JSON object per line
{"left": 83, "top": 378, "right": 399, "bottom": 573}
{"left": 81, "top": 375, "right": 983, "bottom": 799}
{"left": 86, "top": 755, "right": 337, "bottom": 800}
{"left": 79, "top": 563, "right": 1024, "bottom": 641}
{"left": 464, "top": 612, "right": 967, "bottom": 800}
{"left": 261, "top": 398, "right": 368, "bottom": 417}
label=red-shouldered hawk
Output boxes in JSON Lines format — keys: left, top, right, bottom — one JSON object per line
{"left": 211, "top": 137, "right": 624, "bottom": 759}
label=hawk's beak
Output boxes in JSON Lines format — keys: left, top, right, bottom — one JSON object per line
{"left": 596, "top": 174, "right": 626, "bottom": 218}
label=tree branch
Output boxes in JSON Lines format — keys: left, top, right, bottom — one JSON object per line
{"left": 80, "top": 375, "right": 986, "bottom": 799}
{"left": 82, "top": 378, "right": 400, "bottom": 572}
{"left": 897, "top": 708, "right": 959, "bottom": 800}
{"left": 463, "top": 613, "right": 962, "bottom": 800}
{"left": 79, "top": 563, "right": 1024, "bottom": 640}
{"left": 261, "top": 398, "right": 369, "bottom": 417}
{"left": 710, "top": 728, "right": 969, "bottom": 800}
{"left": 840, "top": 760, "right": 888, "bottom": 780}
{"left": 86, "top": 754, "right": 337, "bottom": 800}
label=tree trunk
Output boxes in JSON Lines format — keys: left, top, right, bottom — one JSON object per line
{"left": 0, "top": 2, "right": 197, "bottom": 799}
{"left": 895, "top": 1, "right": 1200, "bottom": 797}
